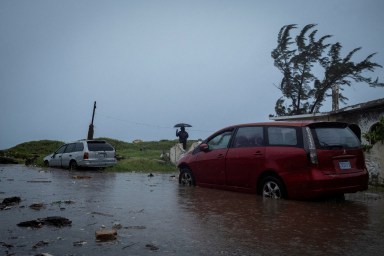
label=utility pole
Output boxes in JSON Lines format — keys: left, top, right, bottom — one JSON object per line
{"left": 87, "top": 101, "right": 96, "bottom": 140}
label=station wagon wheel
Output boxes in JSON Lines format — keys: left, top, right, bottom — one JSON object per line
{"left": 44, "top": 160, "right": 49, "bottom": 167}
{"left": 261, "top": 176, "right": 286, "bottom": 199}
{"left": 69, "top": 160, "right": 78, "bottom": 171}
{"left": 179, "top": 168, "right": 195, "bottom": 186}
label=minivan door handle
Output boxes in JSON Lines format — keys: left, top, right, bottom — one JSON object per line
{"left": 217, "top": 154, "right": 225, "bottom": 159}
{"left": 253, "top": 151, "right": 263, "bottom": 156}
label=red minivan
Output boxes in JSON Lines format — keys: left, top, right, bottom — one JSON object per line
{"left": 177, "top": 121, "right": 368, "bottom": 200}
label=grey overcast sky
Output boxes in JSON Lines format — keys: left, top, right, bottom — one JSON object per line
{"left": 1, "top": 0, "right": 384, "bottom": 149}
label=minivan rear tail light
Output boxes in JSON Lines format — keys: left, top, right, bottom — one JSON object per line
{"left": 305, "top": 127, "right": 318, "bottom": 164}
{"left": 83, "top": 152, "right": 89, "bottom": 160}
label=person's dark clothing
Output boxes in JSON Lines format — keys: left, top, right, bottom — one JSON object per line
{"left": 176, "top": 129, "right": 189, "bottom": 150}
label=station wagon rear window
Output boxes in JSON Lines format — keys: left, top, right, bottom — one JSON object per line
{"left": 87, "top": 141, "right": 114, "bottom": 151}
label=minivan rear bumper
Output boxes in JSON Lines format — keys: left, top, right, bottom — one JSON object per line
{"left": 286, "top": 169, "right": 369, "bottom": 199}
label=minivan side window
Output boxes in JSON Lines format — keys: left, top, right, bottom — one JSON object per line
{"left": 233, "top": 126, "right": 264, "bottom": 148}
{"left": 207, "top": 131, "right": 233, "bottom": 150}
{"left": 268, "top": 127, "right": 298, "bottom": 146}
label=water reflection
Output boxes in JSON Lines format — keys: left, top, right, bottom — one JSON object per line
{"left": 177, "top": 186, "right": 372, "bottom": 255}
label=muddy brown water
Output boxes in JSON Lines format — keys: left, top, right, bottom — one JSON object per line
{"left": 0, "top": 165, "right": 383, "bottom": 256}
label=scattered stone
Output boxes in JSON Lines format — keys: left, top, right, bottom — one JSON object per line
{"left": 124, "top": 225, "right": 146, "bottom": 230}
{"left": 2, "top": 196, "right": 19, "bottom": 205}
{"left": 51, "top": 200, "right": 75, "bottom": 205}
{"left": 32, "top": 240, "right": 49, "bottom": 249}
{"left": 145, "top": 243, "right": 159, "bottom": 251}
{"left": 91, "top": 211, "right": 114, "bottom": 217}
{"left": 112, "top": 222, "right": 122, "bottom": 230}
{"left": 148, "top": 173, "right": 154, "bottom": 177}
{"left": 72, "top": 175, "right": 92, "bottom": 179}
{"left": 95, "top": 229, "right": 117, "bottom": 242}
{"left": 43, "top": 216, "right": 72, "bottom": 227}
{"left": 2, "top": 196, "right": 21, "bottom": 206}
{"left": 73, "top": 240, "right": 87, "bottom": 247}
{"left": 0, "top": 242, "right": 14, "bottom": 249}
{"left": 17, "top": 216, "right": 71, "bottom": 228}
{"left": 17, "top": 220, "right": 43, "bottom": 228}
{"left": 29, "top": 203, "right": 45, "bottom": 210}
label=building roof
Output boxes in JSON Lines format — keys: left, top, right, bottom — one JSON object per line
{"left": 270, "top": 98, "right": 384, "bottom": 121}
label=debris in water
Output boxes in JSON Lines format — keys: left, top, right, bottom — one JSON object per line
{"left": 95, "top": 229, "right": 117, "bottom": 241}
{"left": 0, "top": 242, "right": 14, "bottom": 249}
{"left": 72, "top": 175, "right": 92, "bottom": 179}
{"left": 33, "top": 240, "right": 49, "bottom": 249}
{"left": 145, "top": 243, "right": 159, "bottom": 251}
{"left": 73, "top": 240, "right": 87, "bottom": 247}
{"left": 90, "top": 211, "right": 114, "bottom": 217}
{"left": 17, "top": 216, "right": 72, "bottom": 228}
{"left": 29, "top": 203, "right": 45, "bottom": 210}
{"left": 2, "top": 196, "right": 21, "bottom": 205}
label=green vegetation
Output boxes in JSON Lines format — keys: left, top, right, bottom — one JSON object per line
{"left": 0, "top": 138, "right": 195, "bottom": 172}
{"left": 363, "top": 117, "right": 384, "bottom": 150}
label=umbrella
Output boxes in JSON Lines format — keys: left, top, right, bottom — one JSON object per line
{"left": 174, "top": 123, "right": 192, "bottom": 128}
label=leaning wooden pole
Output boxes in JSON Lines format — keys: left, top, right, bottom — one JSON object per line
{"left": 87, "top": 101, "right": 97, "bottom": 140}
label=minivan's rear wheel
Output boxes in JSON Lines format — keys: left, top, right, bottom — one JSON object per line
{"left": 69, "top": 160, "right": 78, "bottom": 171}
{"left": 179, "top": 168, "right": 195, "bottom": 186}
{"left": 260, "top": 176, "right": 286, "bottom": 199}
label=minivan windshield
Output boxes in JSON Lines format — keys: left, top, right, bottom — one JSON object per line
{"left": 312, "top": 127, "right": 360, "bottom": 149}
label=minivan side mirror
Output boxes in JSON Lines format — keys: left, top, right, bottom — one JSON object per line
{"left": 199, "top": 143, "right": 209, "bottom": 152}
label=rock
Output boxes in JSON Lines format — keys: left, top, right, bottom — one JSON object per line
{"left": 145, "top": 243, "right": 159, "bottom": 251}
{"left": 33, "top": 240, "right": 49, "bottom": 249}
{"left": 72, "top": 175, "right": 92, "bottom": 179}
{"left": 29, "top": 203, "right": 45, "bottom": 210}
{"left": 73, "top": 240, "right": 87, "bottom": 247}
{"left": 95, "top": 229, "right": 117, "bottom": 241}
{"left": 2, "top": 196, "right": 21, "bottom": 206}
{"left": 42, "top": 216, "right": 72, "bottom": 227}
{"left": 17, "top": 220, "right": 43, "bottom": 228}
{"left": 17, "top": 216, "right": 72, "bottom": 228}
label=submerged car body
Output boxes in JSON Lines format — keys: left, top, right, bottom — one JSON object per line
{"left": 44, "top": 140, "right": 117, "bottom": 170}
{"left": 177, "top": 121, "right": 368, "bottom": 200}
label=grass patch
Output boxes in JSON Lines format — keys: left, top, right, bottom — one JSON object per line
{"left": 0, "top": 138, "right": 194, "bottom": 172}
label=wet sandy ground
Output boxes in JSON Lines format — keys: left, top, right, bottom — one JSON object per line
{"left": 1, "top": 164, "right": 384, "bottom": 256}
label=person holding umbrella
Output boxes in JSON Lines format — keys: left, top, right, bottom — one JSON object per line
{"left": 174, "top": 123, "right": 191, "bottom": 150}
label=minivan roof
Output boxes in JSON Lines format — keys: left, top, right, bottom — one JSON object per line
{"left": 220, "top": 121, "right": 349, "bottom": 130}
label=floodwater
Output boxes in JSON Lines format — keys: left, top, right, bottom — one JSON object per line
{"left": 1, "top": 165, "right": 383, "bottom": 256}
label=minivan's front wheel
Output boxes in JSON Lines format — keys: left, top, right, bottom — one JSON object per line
{"left": 69, "top": 160, "right": 78, "bottom": 171}
{"left": 179, "top": 168, "right": 195, "bottom": 186}
{"left": 260, "top": 176, "right": 286, "bottom": 199}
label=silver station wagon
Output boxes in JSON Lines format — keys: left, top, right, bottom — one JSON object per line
{"left": 44, "top": 140, "right": 117, "bottom": 170}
